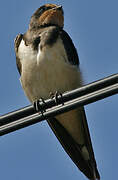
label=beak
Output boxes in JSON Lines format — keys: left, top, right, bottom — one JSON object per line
{"left": 56, "top": 5, "right": 62, "bottom": 10}
{"left": 52, "top": 5, "right": 62, "bottom": 11}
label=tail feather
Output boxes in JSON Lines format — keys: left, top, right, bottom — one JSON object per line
{"left": 47, "top": 117, "right": 100, "bottom": 179}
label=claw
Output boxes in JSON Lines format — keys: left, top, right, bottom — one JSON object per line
{"left": 33, "top": 98, "right": 46, "bottom": 116}
{"left": 49, "top": 92, "right": 55, "bottom": 99}
{"left": 49, "top": 91, "right": 64, "bottom": 105}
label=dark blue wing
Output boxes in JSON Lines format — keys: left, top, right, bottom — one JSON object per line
{"left": 60, "top": 30, "right": 79, "bottom": 66}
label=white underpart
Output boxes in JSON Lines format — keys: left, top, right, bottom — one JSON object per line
{"left": 18, "top": 38, "right": 81, "bottom": 102}
{"left": 18, "top": 37, "right": 90, "bottom": 160}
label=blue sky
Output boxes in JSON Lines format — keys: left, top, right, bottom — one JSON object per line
{"left": 0, "top": 0, "right": 118, "bottom": 179}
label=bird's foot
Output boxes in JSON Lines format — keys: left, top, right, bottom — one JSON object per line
{"left": 49, "top": 91, "right": 64, "bottom": 105}
{"left": 33, "top": 98, "right": 47, "bottom": 116}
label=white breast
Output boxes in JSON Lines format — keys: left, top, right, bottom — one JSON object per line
{"left": 18, "top": 38, "right": 82, "bottom": 103}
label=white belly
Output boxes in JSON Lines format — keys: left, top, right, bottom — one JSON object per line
{"left": 19, "top": 38, "right": 82, "bottom": 102}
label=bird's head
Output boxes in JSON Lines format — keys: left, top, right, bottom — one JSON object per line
{"left": 29, "top": 4, "right": 64, "bottom": 30}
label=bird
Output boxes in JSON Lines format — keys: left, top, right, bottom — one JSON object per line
{"left": 14, "top": 4, "right": 100, "bottom": 180}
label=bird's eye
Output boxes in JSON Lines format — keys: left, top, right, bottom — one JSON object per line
{"left": 36, "top": 6, "right": 51, "bottom": 18}
{"left": 39, "top": 6, "right": 46, "bottom": 13}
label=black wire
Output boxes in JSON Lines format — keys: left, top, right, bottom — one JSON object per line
{"left": 1, "top": 73, "right": 118, "bottom": 126}
{"left": 0, "top": 77, "right": 118, "bottom": 136}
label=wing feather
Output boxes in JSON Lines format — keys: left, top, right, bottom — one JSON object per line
{"left": 14, "top": 34, "right": 23, "bottom": 75}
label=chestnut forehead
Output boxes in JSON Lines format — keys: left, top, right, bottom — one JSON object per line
{"left": 39, "top": 4, "right": 58, "bottom": 11}
{"left": 33, "top": 4, "right": 61, "bottom": 18}
{"left": 45, "top": 4, "right": 57, "bottom": 8}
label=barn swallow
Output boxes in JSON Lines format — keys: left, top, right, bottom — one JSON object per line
{"left": 14, "top": 4, "right": 100, "bottom": 179}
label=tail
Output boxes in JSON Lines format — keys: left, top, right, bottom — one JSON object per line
{"left": 47, "top": 116, "right": 100, "bottom": 179}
